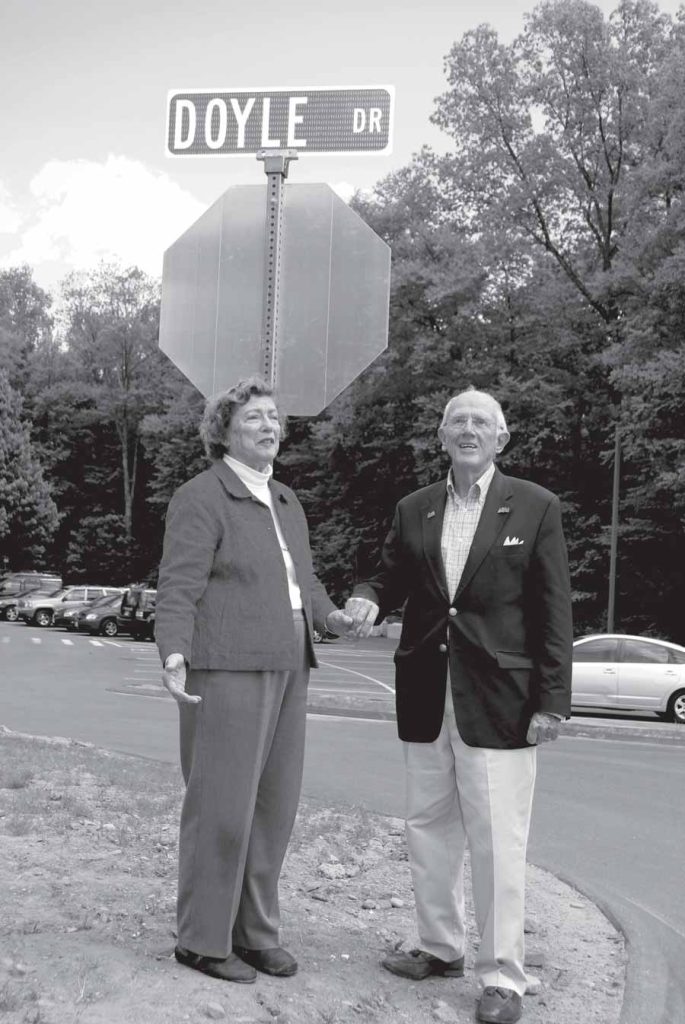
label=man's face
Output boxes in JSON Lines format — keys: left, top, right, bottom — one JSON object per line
{"left": 226, "top": 395, "right": 281, "bottom": 471}
{"left": 438, "top": 393, "right": 509, "bottom": 478}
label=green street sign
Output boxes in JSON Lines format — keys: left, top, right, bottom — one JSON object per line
{"left": 166, "top": 86, "right": 394, "bottom": 156}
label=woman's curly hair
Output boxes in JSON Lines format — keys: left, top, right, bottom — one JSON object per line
{"left": 199, "top": 377, "right": 279, "bottom": 460}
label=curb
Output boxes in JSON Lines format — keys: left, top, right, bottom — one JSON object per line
{"left": 305, "top": 705, "right": 685, "bottom": 743}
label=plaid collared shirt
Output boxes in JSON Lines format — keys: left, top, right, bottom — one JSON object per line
{"left": 441, "top": 463, "right": 496, "bottom": 599}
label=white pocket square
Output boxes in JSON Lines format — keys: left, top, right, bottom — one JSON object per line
{"left": 503, "top": 536, "right": 524, "bottom": 546}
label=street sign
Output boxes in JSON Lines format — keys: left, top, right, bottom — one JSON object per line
{"left": 159, "top": 183, "right": 390, "bottom": 415}
{"left": 166, "top": 86, "right": 394, "bottom": 156}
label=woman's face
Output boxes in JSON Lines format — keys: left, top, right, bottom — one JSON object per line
{"left": 225, "top": 394, "right": 281, "bottom": 471}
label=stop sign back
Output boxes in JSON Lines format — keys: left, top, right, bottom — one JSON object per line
{"left": 159, "top": 183, "right": 390, "bottom": 415}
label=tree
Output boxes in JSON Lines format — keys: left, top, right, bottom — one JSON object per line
{"left": 59, "top": 262, "right": 166, "bottom": 549}
{"left": 432, "top": 0, "right": 672, "bottom": 328}
{"left": 0, "top": 265, "right": 53, "bottom": 391}
{"left": 0, "top": 371, "right": 59, "bottom": 566}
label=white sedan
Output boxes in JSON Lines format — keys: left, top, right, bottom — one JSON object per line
{"left": 572, "top": 634, "right": 685, "bottom": 723}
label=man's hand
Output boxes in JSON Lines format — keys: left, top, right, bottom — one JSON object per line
{"left": 162, "top": 653, "right": 200, "bottom": 705}
{"left": 526, "top": 711, "right": 561, "bottom": 745}
{"left": 343, "top": 597, "right": 380, "bottom": 639}
{"left": 325, "top": 609, "right": 356, "bottom": 637}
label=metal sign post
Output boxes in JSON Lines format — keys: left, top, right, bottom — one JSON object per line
{"left": 256, "top": 148, "right": 299, "bottom": 387}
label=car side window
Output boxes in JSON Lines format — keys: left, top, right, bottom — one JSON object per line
{"left": 669, "top": 649, "right": 685, "bottom": 665}
{"left": 69, "top": 588, "right": 86, "bottom": 602}
{"left": 573, "top": 639, "right": 619, "bottom": 662}
{"left": 620, "top": 640, "right": 669, "bottom": 664}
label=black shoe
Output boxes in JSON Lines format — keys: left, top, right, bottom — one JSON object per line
{"left": 174, "top": 946, "right": 256, "bottom": 983}
{"left": 477, "top": 987, "right": 522, "bottom": 1023}
{"left": 382, "top": 948, "right": 465, "bottom": 980}
{"left": 233, "top": 945, "right": 298, "bottom": 977}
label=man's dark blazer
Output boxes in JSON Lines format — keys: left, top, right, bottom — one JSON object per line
{"left": 354, "top": 467, "right": 573, "bottom": 749}
{"left": 155, "top": 459, "right": 336, "bottom": 672}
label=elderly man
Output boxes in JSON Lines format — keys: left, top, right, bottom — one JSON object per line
{"left": 347, "top": 388, "right": 572, "bottom": 1024}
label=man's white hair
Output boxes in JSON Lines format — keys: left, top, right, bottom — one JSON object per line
{"left": 441, "top": 388, "right": 508, "bottom": 434}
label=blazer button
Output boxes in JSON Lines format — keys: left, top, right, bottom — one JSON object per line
{"left": 439, "top": 643, "right": 447, "bottom": 653}
{"left": 448, "top": 607, "right": 458, "bottom": 616}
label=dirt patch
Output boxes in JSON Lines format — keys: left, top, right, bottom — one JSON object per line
{"left": 0, "top": 728, "right": 625, "bottom": 1024}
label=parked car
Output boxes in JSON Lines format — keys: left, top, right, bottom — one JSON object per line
{"left": 136, "top": 608, "right": 155, "bottom": 642}
{"left": 118, "top": 586, "right": 156, "bottom": 640}
{"left": 55, "top": 591, "right": 123, "bottom": 631}
{"left": 77, "top": 593, "right": 125, "bottom": 637}
{"left": 0, "top": 582, "right": 55, "bottom": 622}
{"left": 0, "top": 570, "right": 62, "bottom": 592}
{"left": 16, "top": 586, "right": 123, "bottom": 627}
{"left": 312, "top": 627, "right": 337, "bottom": 644}
{"left": 0, "top": 573, "right": 63, "bottom": 621}
{"left": 572, "top": 634, "right": 685, "bottom": 723}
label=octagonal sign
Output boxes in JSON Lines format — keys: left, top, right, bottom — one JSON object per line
{"left": 159, "top": 183, "right": 390, "bottom": 415}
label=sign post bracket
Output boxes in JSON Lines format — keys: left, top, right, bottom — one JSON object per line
{"left": 256, "top": 148, "right": 299, "bottom": 387}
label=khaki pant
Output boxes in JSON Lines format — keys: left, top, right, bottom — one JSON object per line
{"left": 177, "top": 612, "right": 308, "bottom": 958}
{"left": 403, "top": 682, "right": 536, "bottom": 994}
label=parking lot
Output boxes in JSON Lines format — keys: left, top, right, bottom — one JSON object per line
{"left": 0, "top": 619, "right": 398, "bottom": 716}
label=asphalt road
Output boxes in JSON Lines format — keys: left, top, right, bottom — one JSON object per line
{"left": 1, "top": 621, "right": 684, "bottom": 1023}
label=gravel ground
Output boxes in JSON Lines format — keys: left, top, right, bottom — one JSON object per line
{"left": 0, "top": 728, "right": 626, "bottom": 1024}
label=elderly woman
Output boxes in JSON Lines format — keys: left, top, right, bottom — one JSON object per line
{"left": 155, "top": 377, "right": 352, "bottom": 984}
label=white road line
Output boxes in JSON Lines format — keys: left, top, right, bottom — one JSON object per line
{"left": 310, "top": 687, "right": 392, "bottom": 696}
{"left": 61, "top": 639, "right": 74, "bottom": 645}
{"left": 113, "top": 690, "right": 168, "bottom": 699}
{"left": 317, "top": 659, "right": 395, "bottom": 693}
{"left": 318, "top": 651, "right": 393, "bottom": 659}
{"left": 109, "top": 692, "right": 393, "bottom": 720}
{"left": 31, "top": 637, "right": 42, "bottom": 644}
{"left": 102, "top": 640, "right": 123, "bottom": 647}
{"left": 306, "top": 713, "right": 395, "bottom": 724}
{"left": 89, "top": 640, "right": 104, "bottom": 647}
{"left": 1, "top": 637, "right": 9, "bottom": 643}
{"left": 621, "top": 893, "right": 685, "bottom": 939}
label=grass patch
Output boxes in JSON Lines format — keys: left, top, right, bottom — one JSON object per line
{"left": 0, "top": 767, "right": 33, "bottom": 789}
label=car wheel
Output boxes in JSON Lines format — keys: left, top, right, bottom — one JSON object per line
{"left": 4, "top": 606, "right": 18, "bottom": 622}
{"left": 34, "top": 609, "right": 53, "bottom": 627}
{"left": 667, "top": 689, "right": 685, "bottom": 724}
{"left": 101, "top": 619, "right": 119, "bottom": 637}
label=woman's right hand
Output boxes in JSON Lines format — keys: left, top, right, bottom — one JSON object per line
{"left": 162, "top": 654, "right": 201, "bottom": 704}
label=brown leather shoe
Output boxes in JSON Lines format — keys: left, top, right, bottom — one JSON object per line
{"left": 174, "top": 946, "right": 257, "bottom": 983}
{"left": 233, "top": 945, "right": 298, "bottom": 977}
{"left": 477, "top": 986, "right": 522, "bottom": 1023}
{"left": 382, "top": 948, "right": 465, "bottom": 980}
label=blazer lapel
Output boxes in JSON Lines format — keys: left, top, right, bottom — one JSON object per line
{"left": 210, "top": 459, "right": 253, "bottom": 499}
{"left": 420, "top": 484, "right": 449, "bottom": 601}
{"left": 454, "top": 469, "right": 513, "bottom": 601}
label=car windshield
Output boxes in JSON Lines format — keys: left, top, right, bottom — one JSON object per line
{"left": 0, "top": 583, "right": 23, "bottom": 595}
{"left": 30, "top": 587, "right": 65, "bottom": 598}
{"left": 89, "top": 593, "right": 120, "bottom": 609}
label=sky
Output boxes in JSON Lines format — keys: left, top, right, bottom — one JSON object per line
{"left": 1, "top": 0, "right": 683, "bottom": 296}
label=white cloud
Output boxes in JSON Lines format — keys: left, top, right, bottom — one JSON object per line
{"left": 0, "top": 182, "right": 21, "bottom": 234}
{"left": 4, "top": 156, "right": 205, "bottom": 280}
{"left": 330, "top": 181, "right": 355, "bottom": 203}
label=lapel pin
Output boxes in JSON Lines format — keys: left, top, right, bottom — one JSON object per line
{"left": 427, "top": 510, "right": 436, "bottom": 519}
{"left": 497, "top": 506, "right": 510, "bottom": 514}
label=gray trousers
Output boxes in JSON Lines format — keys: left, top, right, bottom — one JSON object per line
{"left": 177, "top": 612, "right": 308, "bottom": 958}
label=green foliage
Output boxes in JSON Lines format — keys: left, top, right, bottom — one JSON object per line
{"left": 0, "top": 371, "right": 59, "bottom": 565}
{"left": 63, "top": 513, "right": 130, "bottom": 583}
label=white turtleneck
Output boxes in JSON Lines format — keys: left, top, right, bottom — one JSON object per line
{"left": 224, "top": 454, "right": 302, "bottom": 610}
